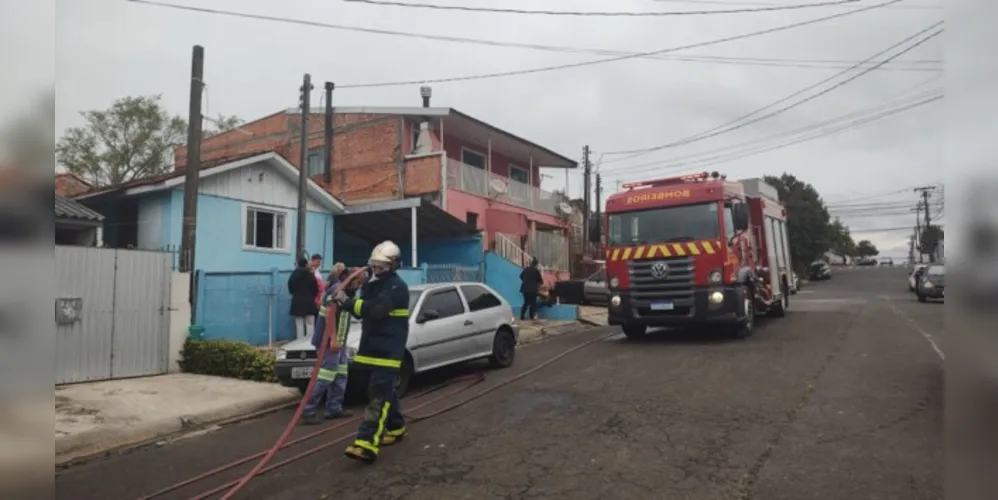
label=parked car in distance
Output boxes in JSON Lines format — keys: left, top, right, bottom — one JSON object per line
{"left": 916, "top": 264, "right": 945, "bottom": 302}
{"left": 857, "top": 257, "right": 878, "bottom": 266}
{"left": 274, "top": 282, "right": 519, "bottom": 398}
{"left": 807, "top": 261, "right": 832, "bottom": 281}
{"left": 583, "top": 267, "right": 609, "bottom": 305}
{"left": 908, "top": 264, "right": 928, "bottom": 292}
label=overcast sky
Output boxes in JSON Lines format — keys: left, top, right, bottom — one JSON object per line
{"left": 5, "top": 0, "right": 945, "bottom": 257}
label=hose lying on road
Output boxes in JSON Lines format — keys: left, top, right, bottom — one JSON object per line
{"left": 134, "top": 265, "right": 612, "bottom": 500}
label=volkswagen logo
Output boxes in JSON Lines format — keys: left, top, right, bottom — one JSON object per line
{"left": 650, "top": 262, "right": 670, "bottom": 279}
{"left": 300, "top": 351, "right": 308, "bottom": 360}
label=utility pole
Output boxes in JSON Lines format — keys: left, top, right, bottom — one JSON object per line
{"left": 582, "top": 145, "right": 591, "bottom": 252}
{"left": 323, "top": 82, "right": 335, "bottom": 185}
{"left": 914, "top": 186, "right": 936, "bottom": 263}
{"left": 594, "top": 172, "right": 602, "bottom": 255}
{"left": 913, "top": 202, "right": 923, "bottom": 264}
{"left": 180, "top": 45, "right": 204, "bottom": 281}
{"left": 296, "top": 74, "right": 313, "bottom": 262}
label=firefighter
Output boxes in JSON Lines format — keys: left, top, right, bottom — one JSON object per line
{"left": 331, "top": 240, "right": 410, "bottom": 464}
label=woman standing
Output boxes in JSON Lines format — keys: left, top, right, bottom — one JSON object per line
{"left": 519, "top": 258, "right": 543, "bottom": 321}
{"left": 288, "top": 257, "right": 319, "bottom": 339}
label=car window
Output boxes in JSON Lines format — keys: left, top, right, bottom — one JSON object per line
{"left": 587, "top": 269, "right": 605, "bottom": 282}
{"left": 419, "top": 289, "right": 465, "bottom": 320}
{"left": 927, "top": 266, "right": 945, "bottom": 275}
{"left": 460, "top": 285, "right": 503, "bottom": 312}
{"left": 409, "top": 291, "right": 421, "bottom": 311}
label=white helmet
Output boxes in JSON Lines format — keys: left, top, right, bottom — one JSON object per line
{"left": 369, "top": 240, "right": 401, "bottom": 264}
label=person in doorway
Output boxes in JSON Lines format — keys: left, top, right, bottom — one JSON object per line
{"left": 288, "top": 257, "right": 319, "bottom": 340}
{"left": 331, "top": 241, "right": 410, "bottom": 465}
{"left": 310, "top": 253, "right": 325, "bottom": 313}
{"left": 519, "top": 258, "right": 543, "bottom": 321}
{"left": 302, "top": 268, "right": 363, "bottom": 424}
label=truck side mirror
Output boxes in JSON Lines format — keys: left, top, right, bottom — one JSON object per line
{"left": 732, "top": 204, "right": 749, "bottom": 231}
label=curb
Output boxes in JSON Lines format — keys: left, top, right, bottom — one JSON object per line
{"left": 55, "top": 392, "right": 299, "bottom": 467}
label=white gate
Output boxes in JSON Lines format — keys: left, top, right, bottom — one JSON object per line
{"left": 55, "top": 246, "right": 172, "bottom": 384}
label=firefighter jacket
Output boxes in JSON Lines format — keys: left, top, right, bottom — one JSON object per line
{"left": 342, "top": 270, "right": 410, "bottom": 371}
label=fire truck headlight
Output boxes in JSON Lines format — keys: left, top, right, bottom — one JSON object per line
{"left": 709, "top": 291, "right": 725, "bottom": 304}
{"left": 708, "top": 269, "right": 723, "bottom": 284}
{"left": 610, "top": 295, "right": 621, "bottom": 307}
{"left": 609, "top": 277, "right": 619, "bottom": 288}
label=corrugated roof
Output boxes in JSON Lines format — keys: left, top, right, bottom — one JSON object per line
{"left": 55, "top": 195, "right": 104, "bottom": 222}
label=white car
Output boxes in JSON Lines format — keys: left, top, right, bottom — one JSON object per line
{"left": 908, "top": 264, "right": 928, "bottom": 292}
{"left": 274, "top": 282, "right": 520, "bottom": 397}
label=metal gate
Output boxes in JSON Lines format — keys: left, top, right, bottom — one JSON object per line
{"left": 55, "top": 246, "right": 172, "bottom": 384}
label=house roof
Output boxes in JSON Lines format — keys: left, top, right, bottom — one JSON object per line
{"left": 289, "top": 106, "right": 578, "bottom": 169}
{"left": 56, "top": 195, "right": 104, "bottom": 222}
{"left": 73, "top": 152, "right": 346, "bottom": 213}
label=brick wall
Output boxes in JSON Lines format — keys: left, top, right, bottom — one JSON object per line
{"left": 55, "top": 173, "right": 92, "bottom": 197}
{"left": 172, "top": 111, "right": 442, "bottom": 205}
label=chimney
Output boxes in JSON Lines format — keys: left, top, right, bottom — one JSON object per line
{"left": 420, "top": 86, "right": 432, "bottom": 108}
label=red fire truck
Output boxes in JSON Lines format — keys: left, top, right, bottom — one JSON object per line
{"left": 602, "top": 171, "right": 792, "bottom": 339}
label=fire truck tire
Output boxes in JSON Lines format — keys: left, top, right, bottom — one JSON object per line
{"left": 732, "top": 287, "right": 755, "bottom": 339}
{"left": 770, "top": 283, "right": 789, "bottom": 318}
{"left": 622, "top": 324, "right": 648, "bottom": 340}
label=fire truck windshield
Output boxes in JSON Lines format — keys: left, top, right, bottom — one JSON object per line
{"left": 608, "top": 202, "right": 721, "bottom": 246}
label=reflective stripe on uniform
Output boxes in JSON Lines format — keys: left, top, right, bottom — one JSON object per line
{"left": 372, "top": 400, "right": 391, "bottom": 447}
{"left": 352, "top": 299, "right": 364, "bottom": 316}
{"left": 352, "top": 355, "right": 402, "bottom": 369}
{"left": 389, "top": 308, "right": 409, "bottom": 317}
{"left": 352, "top": 439, "right": 379, "bottom": 454}
{"left": 337, "top": 366, "right": 349, "bottom": 376}
{"left": 317, "top": 368, "right": 337, "bottom": 382}
{"left": 386, "top": 427, "right": 406, "bottom": 437}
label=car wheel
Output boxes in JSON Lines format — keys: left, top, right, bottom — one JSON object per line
{"left": 770, "top": 284, "right": 788, "bottom": 318}
{"left": 622, "top": 324, "right": 647, "bottom": 340}
{"left": 917, "top": 294, "right": 927, "bottom": 303}
{"left": 733, "top": 287, "right": 755, "bottom": 339}
{"left": 488, "top": 328, "right": 517, "bottom": 369}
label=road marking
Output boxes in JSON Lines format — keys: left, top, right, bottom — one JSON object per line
{"left": 882, "top": 296, "right": 945, "bottom": 361}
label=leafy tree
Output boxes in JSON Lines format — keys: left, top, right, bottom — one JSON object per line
{"left": 57, "top": 95, "right": 186, "bottom": 187}
{"left": 856, "top": 239, "right": 879, "bottom": 257}
{"left": 826, "top": 218, "right": 857, "bottom": 256}
{"left": 918, "top": 224, "right": 944, "bottom": 261}
{"left": 764, "top": 174, "right": 830, "bottom": 272}
{"left": 205, "top": 114, "right": 244, "bottom": 137}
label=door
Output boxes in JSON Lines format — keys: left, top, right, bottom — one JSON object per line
{"left": 459, "top": 284, "right": 507, "bottom": 356}
{"left": 410, "top": 287, "right": 470, "bottom": 370}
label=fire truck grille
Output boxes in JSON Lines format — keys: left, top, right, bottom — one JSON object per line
{"left": 627, "top": 257, "right": 695, "bottom": 315}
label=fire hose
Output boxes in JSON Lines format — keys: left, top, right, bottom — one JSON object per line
{"left": 135, "top": 266, "right": 612, "bottom": 500}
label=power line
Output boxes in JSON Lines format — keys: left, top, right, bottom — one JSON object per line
{"left": 600, "top": 88, "right": 941, "bottom": 182}
{"left": 342, "top": 0, "right": 865, "bottom": 16}
{"left": 652, "top": 0, "right": 941, "bottom": 9}
{"left": 129, "top": 0, "right": 935, "bottom": 72}
{"left": 600, "top": 21, "right": 943, "bottom": 163}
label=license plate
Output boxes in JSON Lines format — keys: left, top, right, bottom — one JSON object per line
{"left": 650, "top": 301, "right": 674, "bottom": 311}
{"left": 291, "top": 366, "right": 313, "bottom": 379}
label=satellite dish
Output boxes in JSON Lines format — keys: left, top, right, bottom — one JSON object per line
{"left": 489, "top": 178, "right": 509, "bottom": 194}
{"left": 557, "top": 202, "right": 573, "bottom": 215}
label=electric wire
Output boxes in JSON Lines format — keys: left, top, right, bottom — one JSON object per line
{"left": 341, "top": 0, "right": 864, "bottom": 16}
{"left": 599, "top": 21, "right": 943, "bottom": 164}
{"left": 652, "top": 0, "right": 940, "bottom": 9}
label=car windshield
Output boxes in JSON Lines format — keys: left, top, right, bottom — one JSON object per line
{"left": 608, "top": 202, "right": 721, "bottom": 246}
{"left": 927, "top": 265, "right": 945, "bottom": 276}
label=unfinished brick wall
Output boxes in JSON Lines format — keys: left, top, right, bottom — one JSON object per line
{"left": 404, "top": 153, "right": 443, "bottom": 197}
{"left": 55, "top": 173, "right": 92, "bottom": 197}
{"left": 172, "top": 111, "right": 444, "bottom": 205}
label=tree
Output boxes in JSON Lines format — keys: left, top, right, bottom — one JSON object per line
{"left": 856, "top": 240, "right": 879, "bottom": 257}
{"left": 764, "top": 174, "right": 830, "bottom": 271}
{"left": 826, "top": 218, "right": 857, "bottom": 257}
{"left": 205, "top": 114, "right": 244, "bottom": 137}
{"left": 918, "top": 224, "right": 944, "bottom": 260}
{"left": 57, "top": 95, "right": 186, "bottom": 187}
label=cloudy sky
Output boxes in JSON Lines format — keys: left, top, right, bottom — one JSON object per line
{"left": 8, "top": 0, "right": 944, "bottom": 258}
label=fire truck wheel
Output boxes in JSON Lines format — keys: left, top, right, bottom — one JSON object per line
{"left": 622, "top": 324, "right": 648, "bottom": 340}
{"left": 732, "top": 289, "right": 755, "bottom": 339}
{"left": 770, "top": 283, "right": 788, "bottom": 318}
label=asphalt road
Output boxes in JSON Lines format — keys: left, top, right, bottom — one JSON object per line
{"left": 56, "top": 266, "right": 943, "bottom": 500}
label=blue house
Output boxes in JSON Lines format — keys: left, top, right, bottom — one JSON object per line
{"left": 74, "top": 152, "right": 345, "bottom": 271}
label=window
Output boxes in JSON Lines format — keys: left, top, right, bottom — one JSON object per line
{"left": 306, "top": 148, "right": 323, "bottom": 177}
{"left": 419, "top": 289, "right": 466, "bottom": 320}
{"left": 244, "top": 206, "right": 288, "bottom": 251}
{"left": 461, "top": 149, "right": 486, "bottom": 169}
{"left": 509, "top": 165, "right": 529, "bottom": 184}
{"left": 607, "top": 202, "right": 721, "bottom": 246}
{"left": 461, "top": 285, "right": 502, "bottom": 312}
{"left": 723, "top": 203, "right": 736, "bottom": 240}
{"left": 466, "top": 211, "right": 479, "bottom": 229}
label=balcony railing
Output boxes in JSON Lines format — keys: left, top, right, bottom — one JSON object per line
{"left": 448, "top": 161, "right": 562, "bottom": 216}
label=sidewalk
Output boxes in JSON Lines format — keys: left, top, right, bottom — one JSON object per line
{"left": 55, "top": 373, "right": 299, "bottom": 465}
{"left": 517, "top": 305, "right": 608, "bottom": 345}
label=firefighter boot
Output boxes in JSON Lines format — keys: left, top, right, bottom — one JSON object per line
{"left": 344, "top": 444, "right": 377, "bottom": 464}
{"left": 381, "top": 428, "right": 406, "bottom": 446}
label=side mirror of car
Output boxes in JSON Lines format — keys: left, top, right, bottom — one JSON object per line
{"left": 417, "top": 309, "right": 440, "bottom": 323}
{"left": 732, "top": 204, "right": 749, "bottom": 231}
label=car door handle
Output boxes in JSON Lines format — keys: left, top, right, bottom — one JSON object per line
{"left": 464, "top": 320, "right": 474, "bottom": 326}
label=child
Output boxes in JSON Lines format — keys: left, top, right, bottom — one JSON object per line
{"left": 302, "top": 268, "right": 361, "bottom": 424}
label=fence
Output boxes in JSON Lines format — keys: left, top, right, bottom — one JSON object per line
{"left": 449, "top": 161, "right": 562, "bottom": 216}
{"left": 55, "top": 246, "right": 172, "bottom": 384}
{"left": 194, "top": 263, "right": 476, "bottom": 346}
{"left": 533, "top": 230, "right": 569, "bottom": 271}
